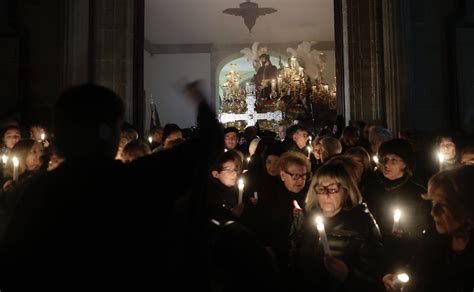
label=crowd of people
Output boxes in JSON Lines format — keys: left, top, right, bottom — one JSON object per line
{"left": 0, "top": 82, "right": 473, "bottom": 291}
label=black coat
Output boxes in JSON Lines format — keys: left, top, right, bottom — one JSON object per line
{"left": 292, "top": 204, "right": 385, "bottom": 292}
{"left": 364, "top": 173, "right": 431, "bottom": 270}
{"left": 406, "top": 228, "right": 474, "bottom": 292}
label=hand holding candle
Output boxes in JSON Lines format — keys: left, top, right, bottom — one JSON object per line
{"left": 392, "top": 209, "right": 401, "bottom": 233}
{"left": 315, "top": 216, "right": 331, "bottom": 255}
{"left": 238, "top": 178, "right": 244, "bottom": 204}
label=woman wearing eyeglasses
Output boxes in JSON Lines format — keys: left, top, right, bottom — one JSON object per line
{"left": 382, "top": 166, "right": 474, "bottom": 292}
{"left": 291, "top": 163, "right": 384, "bottom": 291}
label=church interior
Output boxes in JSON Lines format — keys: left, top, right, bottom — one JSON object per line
{"left": 0, "top": 0, "right": 474, "bottom": 290}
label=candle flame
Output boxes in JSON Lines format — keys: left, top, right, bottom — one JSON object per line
{"left": 315, "top": 216, "right": 323, "bottom": 225}
{"left": 1, "top": 155, "right": 7, "bottom": 164}
{"left": 307, "top": 146, "right": 312, "bottom": 152}
{"left": 238, "top": 178, "right": 244, "bottom": 190}
{"left": 437, "top": 152, "right": 445, "bottom": 163}
{"left": 148, "top": 136, "right": 153, "bottom": 144}
{"left": 397, "top": 273, "right": 409, "bottom": 283}
{"left": 246, "top": 157, "right": 251, "bottom": 162}
{"left": 12, "top": 156, "right": 19, "bottom": 167}
{"left": 372, "top": 155, "right": 379, "bottom": 164}
{"left": 40, "top": 133, "right": 45, "bottom": 141}
{"left": 394, "top": 209, "right": 401, "bottom": 222}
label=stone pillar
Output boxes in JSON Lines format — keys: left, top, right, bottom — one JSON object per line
{"left": 92, "top": 0, "right": 136, "bottom": 124}
{"left": 61, "top": 0, "right": 90, "bottom": 88}
{"left": 382, "top": 0, "right": 408, "bottom": 136}
{"left": 336, "top": 0, "right": 385, "bottom": 126}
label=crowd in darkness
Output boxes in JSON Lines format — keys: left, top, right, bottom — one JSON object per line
{"left": 0, "top": 82, "right": 473, "bottom": 291}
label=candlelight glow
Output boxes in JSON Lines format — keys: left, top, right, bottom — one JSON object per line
{"left": 148, "top": 136, "right": 153, "bottom": 144}
{"left": 394, "top": 209, "right": 401, "bottom": 222}
{"left": 397, "top": 273, "right": 409, "bottom": 283}
{"left": 40, "top": 133, "right": 45, "bottom": 141}
{"left": 246, "top": 157, "right": 251, "bottom": 163}
{"left": 1, "top": 155, "right": 7, "bottom": 164}
{"left": 315, "top": 216, "right": 323, "bottom": 225}
{"left": 372, "top": 155, "right": 379, "bottom": 164}
{"left": 12, "top": 156, "right": 19, "bottom": 167}
{"left": 238, "top": 178, "right": 244, "bottom": 190}
{"left": 437, "top": 152, "right": 445, "bottom": 163}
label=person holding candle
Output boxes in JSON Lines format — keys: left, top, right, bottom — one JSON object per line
{"left": 207, "top": 149, "right": 246, "bottom": 221}
{"left": 0, "top": 125, "right": 22, "bottom": 157}
{"left": 364, "top": 138, "right": 431, "bottom": 271}
{"left": 383, "top": 166, "right": 474, "bottom": 291}
{"left": 436, "top": 135, "right": 460, "bottom": 172}
{"left": 291, "top": 163, "right": 384, "bottom": 291}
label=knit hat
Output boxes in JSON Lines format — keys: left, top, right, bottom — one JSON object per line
{"left": 378, "top": 138, "right": 415, "bottom": 171}
{"left": 263, "top": 141, "right": 285, "bottom": 161}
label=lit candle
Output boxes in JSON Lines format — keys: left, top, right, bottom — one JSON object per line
{"left": 224, "top": 149, "right": 228, "bottom": 152}
{"left": 437, "top": 152, "right": 445, "bottom": 171}
{"left": 394, "top": 273, "right": 410, "bottom": 291}
{"left": 12, "top": 156, "right": 19, "bottom": 182}
{"left": 254, "top": 191, "right": 258, "bottom": 201}
{"left": 392, "top": 209, "right": 401, "bottom": 233}
{"left": 323, "top": 84, "right": 329, "bottom": 92}
{"left": 293, "top": 200, "right": 302, "bottom": 210}
{"left": 148, "top": 136, "right": 153, "bottom": 144}
{"left": 40, "top": 133, "right": 46, "bottom": 141}
{"left": 238, "top": 178, "right": 244, "bottom": 204}
{"left": 307, "top": 146, "right": 312, "bottom": 159}
{"left": 246, "top": 157, "right": 251, "bottom": 163}
{"left": 372, "top": 155, "right": 379, "bottom": 165}
{"left": 2, "top": 154, "right": 7, "bottom": 165}
{"left": 315, "top": 216, "right": 331, "bottom": 255}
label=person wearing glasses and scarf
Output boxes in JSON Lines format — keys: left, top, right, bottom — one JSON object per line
{"left": 383, "top": 166, "right": 474, "bottom": 292}
{"left": 255, "top": 151, "right": 310, "bottom": 289}
{"left": 291, "top": 163, "right": 384, "bottom": 291}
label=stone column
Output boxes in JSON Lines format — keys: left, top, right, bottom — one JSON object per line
{"left": 92, "top": 0, "right": 136, "bottom": 125}
{"left": 61, "top": 0, "right": 90, "bottom": 88}
{"left": 338, "top": 0, "right": 385, "bottom": 125}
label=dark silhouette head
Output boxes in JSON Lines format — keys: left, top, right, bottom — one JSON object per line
{"left": 54, "top": 84, "right": 124, "bottom": 160}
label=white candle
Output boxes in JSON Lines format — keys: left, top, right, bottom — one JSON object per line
{"left": 238, "top": 178, "right": 244, "bottom": 204}
{"left": 254, "top": 191, "right": 258, "bottom": 201}
{"left": 277, "top": 75, "right": 282, "bottom": 88}
{"left": 12, "top": 156, "right": 19, "bottom": 181}
{"left": 307, "top": 146, "right": 312, "bottom": 159}
{"left": 40, "top": 133, "right": 45, "bottom": 141}
{"left": 2, "top": 155, "right": 7, "bottom": 165}
{"left": 392, "top": 209, "right": 401, "bottom": 233}
{"left": 148, "top": 136, "right": 153, "bottom": 144}
{"left": 271, "top": 79, "right": 276, "bottom": 92}
{"left": 315, "top": 216, "right": 331, "bottom": 255}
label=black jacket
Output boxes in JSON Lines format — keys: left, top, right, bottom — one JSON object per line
{"left": 406, "top": 228, "right": 474, "bottom": 292}
{"left": 292, "top": 204, "right": 385, "bottom": 292}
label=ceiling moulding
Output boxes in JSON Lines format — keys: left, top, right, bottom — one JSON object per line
{"left": 144, "top": 39, "right": 335, "bottom": 56}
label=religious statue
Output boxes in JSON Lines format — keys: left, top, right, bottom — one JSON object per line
{"left": 251, "top": 54, "right": 278, "bottom": 100}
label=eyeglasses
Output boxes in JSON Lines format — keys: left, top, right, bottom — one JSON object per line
{"left": 283, "top": 170, "right": 307, "bottom": 181}
{"left": 314, "top": 183, "right": 341, "bottom": 195}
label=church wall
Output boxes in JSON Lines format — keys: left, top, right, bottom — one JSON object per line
{"left": 144, "top": 52, "right": 212, "bottom": 130}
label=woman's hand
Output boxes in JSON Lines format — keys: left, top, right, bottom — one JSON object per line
{"left": 324, "top": 255, "right": 349, "bottom": 282}
{"left": 382, "top": 274, "right": 397, "bottom": 291}
{"left": 231, "top": 203, "right": 244, "bottom": 218}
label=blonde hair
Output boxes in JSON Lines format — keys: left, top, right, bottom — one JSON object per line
{"left": 305, "top": 163, "right": 362, "bottom": 213}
